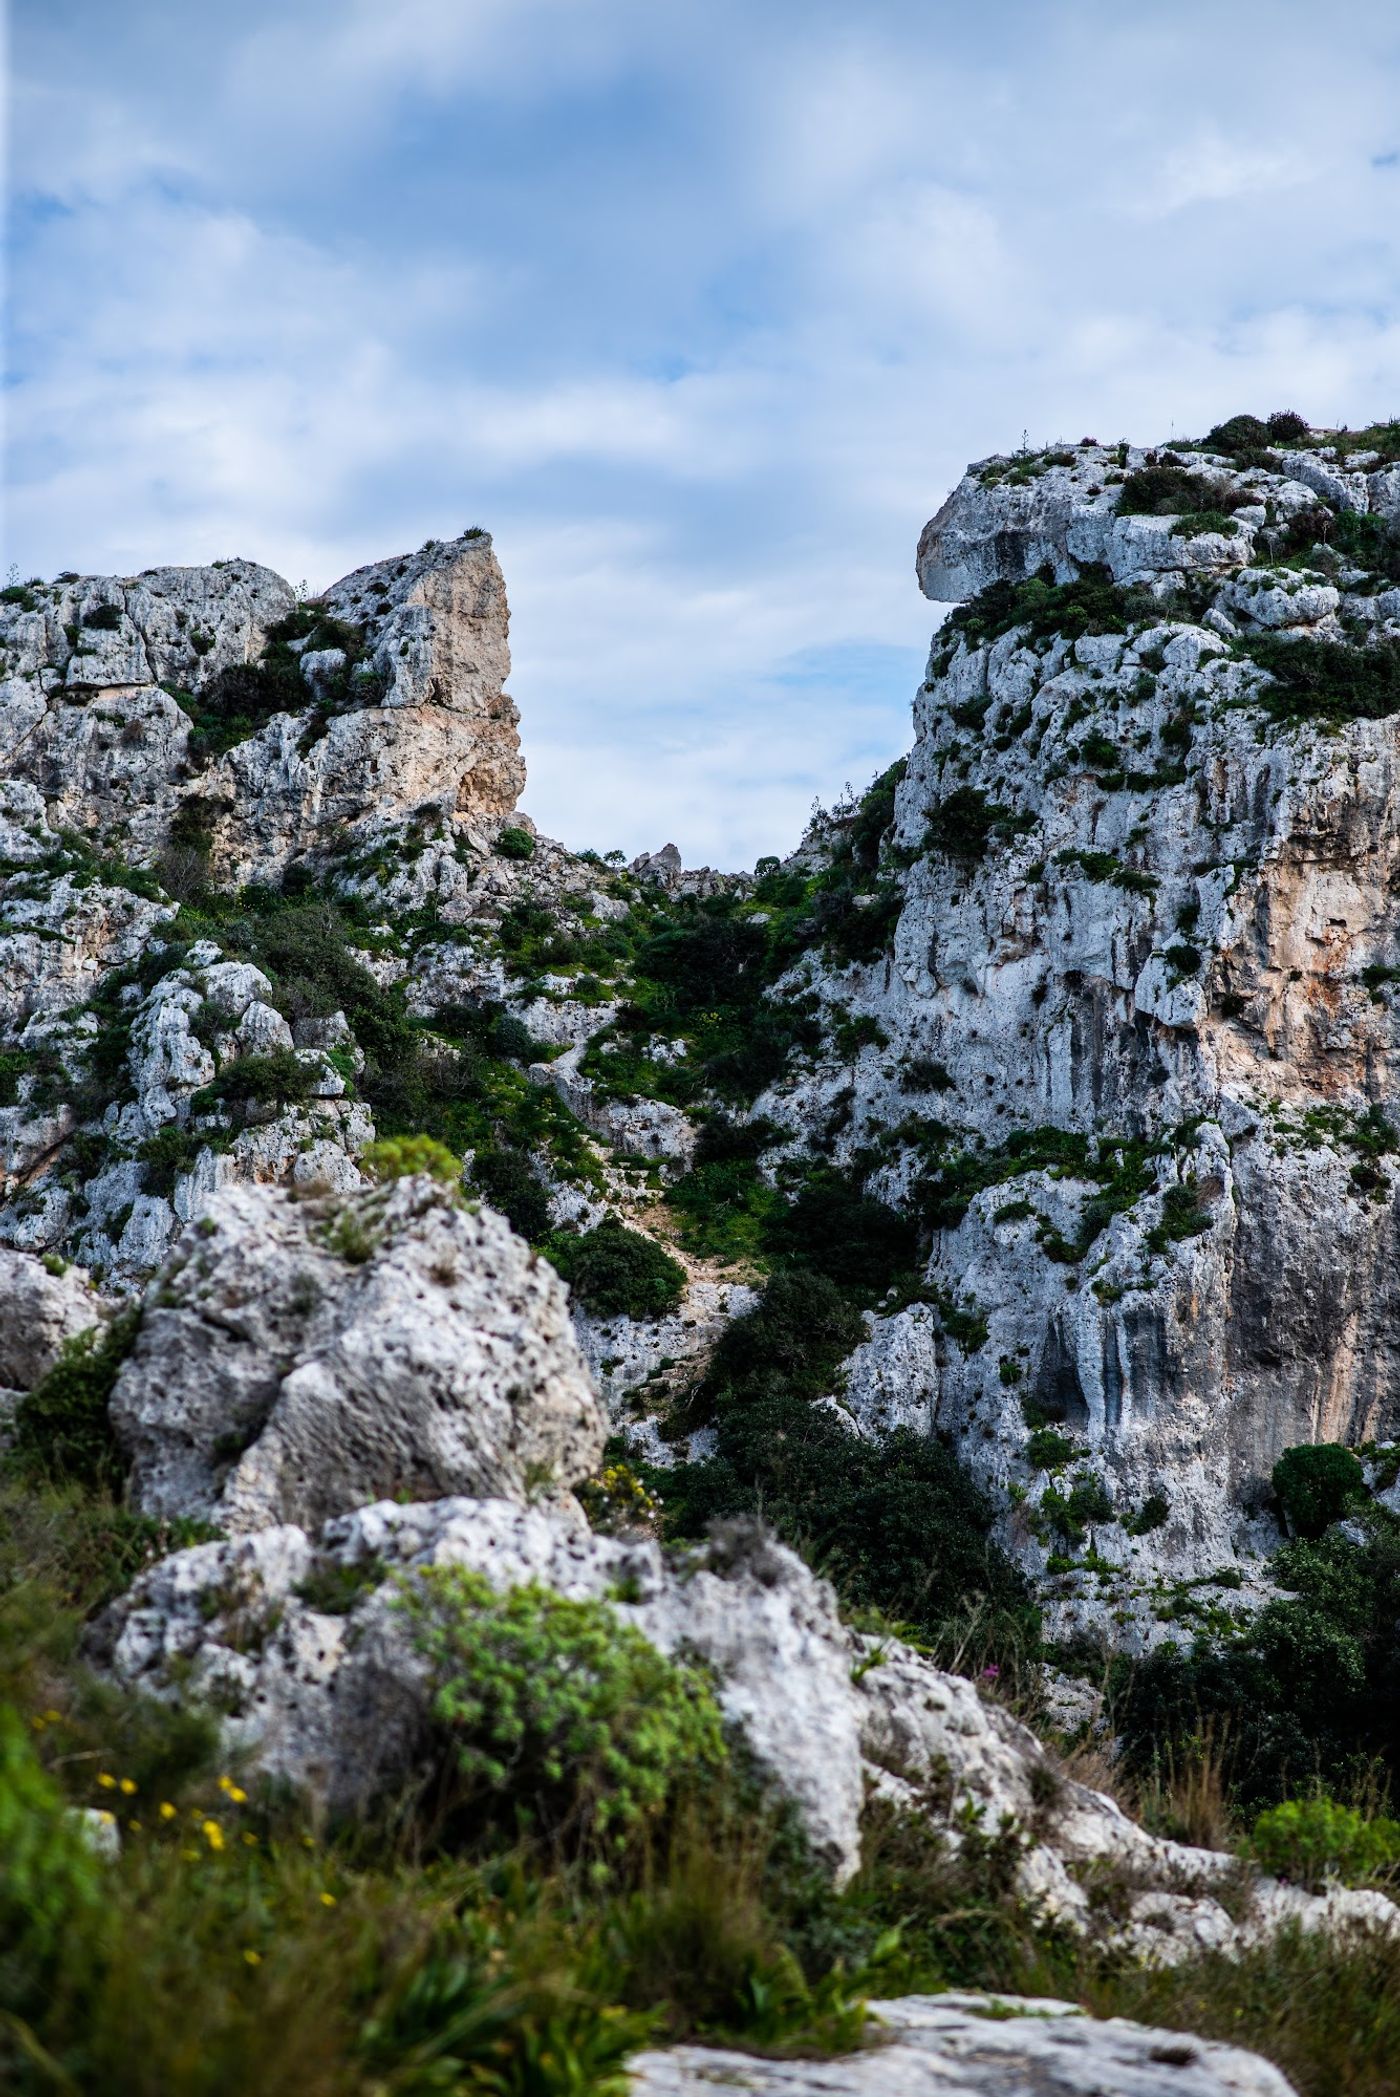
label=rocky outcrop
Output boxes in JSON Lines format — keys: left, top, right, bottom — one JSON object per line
{"left": 747, "top": 433, "right": 1400, "bottom": 1630}
{"left": 94, "top": 1484, "right": 1396, "bottom": 1959}
{"left": 631, "top": 1994, "right": 1297, "bottom": 2097}
{"left": 205, "top": 531, "right": 524, "bottom": 885}
{"left": 110, "top": 1176, "right": 605, "bottom": 1531}
{"left": 0, "top": 560, "right": 295, "bottom": 860}
{"left": 0, "top": 533, "right": 524, "bottom": 886}
{"left": 0, "top": 1248, "right": 104, "bottom": 1394}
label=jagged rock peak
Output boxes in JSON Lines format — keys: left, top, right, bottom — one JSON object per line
{"left": 0, "top": 529, "right": 525, "bottom": 884}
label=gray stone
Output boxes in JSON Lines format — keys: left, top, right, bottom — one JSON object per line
{"left": 629, "top": 1994, "right": 1298, "bottom": 2097}
{"left": 109, "top": 1176, "right": 605, "bottom": 1531}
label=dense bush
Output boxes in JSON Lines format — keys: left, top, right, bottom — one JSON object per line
{"left": 1116, "top": 464, "right": 1243, "bottom": 518}
{"left": 548, "top": 1216, "right": 687, "bottom": 1319}
{"left": 662, "top": 1272, "right": 1035, "bottom": 1663}
{"left": 495, "top": 824, "right": 537, "bottom": 861}
{"left": 361, "top": 1133, "right": 463, "bottom": 1189}
{"left": 1273, "top": 1443, "right": 1365, "bottom": 1539}
{"left": 1243, "top": 634, "right": 1400, "bottom": 726}
{"left": 922, "top": 787, "right": 1025, "bottom": 864}
{"left": 400, "top": 1566, "right": 726, "bottom": 1850}
{"left": 1204, "top": 413, "right": 1275, "bottom": 465}
{"left": 470, "top": 1142, "right": 552, "bottom": 1241}
{"left": 763, "top": 1166, "right": 919, "bottom": 1297}
{"left": 8, "top": 1311, "right": 139, "bottom": 1493}
{"left": 1111, "top": 1511, "right": 1400, "bottom": 1808}
{"left": 1248, "top": 1795, "right": 1400, "bottom": 1892}
{"left": 137, "top": 1122, "right": 203, "bottom": 1197}
{"left": 942, "top": 562, "right": 1155, "bottom": 652}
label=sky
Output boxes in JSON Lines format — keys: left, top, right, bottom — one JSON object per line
{"left": 8, "top": 1, "right": 1400, "bottom": 866}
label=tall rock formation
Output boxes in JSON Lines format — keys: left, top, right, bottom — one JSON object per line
{"left": 757, "top": 427, "right": 1400, "bottom": 1629}
{"left": 0, "top": 531, "right": 523, "bottom": 886}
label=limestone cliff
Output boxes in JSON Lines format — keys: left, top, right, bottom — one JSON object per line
{"left": 754, "top": 424, "right": 1400, "bottom": 1632}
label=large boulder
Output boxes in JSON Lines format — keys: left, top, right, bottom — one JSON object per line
{"left": 109, "top": 1176, "right": 605, "bottom": 1532}
{"left": 91, "top": 1490, "right": 1400, "bottom": 1959}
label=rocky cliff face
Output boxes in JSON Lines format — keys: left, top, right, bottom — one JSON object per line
{"left": 9, "top": 422, "right": 1400, "bottom": 1645}
{"left": 0, "top": 531, "right": 522, "bottom": 887}
{"left": 752, "top": 427, "right": 1400, "bottom": 1633}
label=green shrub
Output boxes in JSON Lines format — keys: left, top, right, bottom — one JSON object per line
{"left": 362, "top": 1133, "right": 463, "bottom": 1189}
{"left": 0, "top": 583, "right": 37, "bottom": 610}
{"left": 848, "top": 759, "right": 906, "bottom": 871}
{"left": 548, "top": 1218, "right": 686, "bottom": 1320}
{"left": 922, "top": 787, "right": 1027, "bottom": 864}
{"left": 1204, "top": 413, "right": 1275, "bottom": 465}
{"left": 1026, "top": 1426, "right": 1076, "bottom": 1471}
{"left": 137, "top": 1123, "right": 203, "bottom": 1198}
{"left": 1124, "top": 1492, "right": 1169, "bottom": 1536}
{"left": 204, "top": 1046, "right": 318, "bottom": 1114}
{"left": 399, "top": 1566, "right": 726, "bottom": 1848}
{"left": 763, "top": 1166, "right": 919, "bottom": 1298}
{"left": 470, "top": 1142, "right": 552, "bottom": 1241}
{"left": 1248, "top": 1795, "right": 1400, "bottom": 1891}
{"left": 1243, "top": 634, "right": 1400, "bottom": 726}
{"left": 9, "top": 1311, "right": 140, "bottom": 1494}
{"left": 1273, "top": 1444, "right": 1366, "bottom": 1540}
{"left": 496, "top": 825, "right": 537, "bottom": 861}
{"left": 942, "top": 561, "right": 1156, "bottom": 652}
{"left": 1268, "top": 410, "right": 1311, "bottom": 443}
{"left": 1146, "top": 1179, "right": 1211, "bottom": 1253}
{"left": 1116, "top": 465, "right": 1243, "bottom": 518}
{"left": 83, "top": 602, "right": 124, "bottom": 631}
{"left": 0, "top": 1705, "right": 103, "bottom": 1989}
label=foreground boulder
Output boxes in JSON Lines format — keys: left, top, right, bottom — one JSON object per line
{"left": 92, "top": 1491, "right": 1398, "bottom": 1960}
{"left": 109, "top": 1176, "right": 605, "bottom": 1531}
{"left": 631, "top": 1994, "right": 1296, "bottom": 2097}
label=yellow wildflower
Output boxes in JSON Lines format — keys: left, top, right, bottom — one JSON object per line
{"left": 119, "top": 1777, "right": 137, "bottom": 1796}
{"left": 29, "top": 1715, "right": 45, "bottom": 1732}
{"left": 97, "top": 1772, "right": 117, "bottom": 1790}
{"left": 319, "top": 1892, "right": 336, "bottom": 1907}
{"left": 201, "top": 1819, "right": 225, "bottom": 1851}
{"left": 43, "top": 1709, "right": 61, "bottom": 1723}
{"left": 242, "top": 1832, "right": 259, "bottom": 1848}
{"left": 97, "top": 1810, "right": 116, "bottom": 1826}
{"left": 227, "top": 1784, "right": 248, "bottom": 1805}
{"left": 243, "top": 1949, "right": 262, "bottom": 1967}
{"left": 159, "top": 1802, "right": 178, "bottom": 1821}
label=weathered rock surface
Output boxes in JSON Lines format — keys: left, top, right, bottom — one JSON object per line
{"left": 93, "top": 1482, "right": 1397, "bottom": 1958}
{"left": 630, "top": 1994, "right": 1297, "bottom": 2097}
{"left": 0, "top": 533, "right": 524, "bottom": 886}
{"left": 206, "top": 532, "right": 524, "bottom": 885}
{"left": 0, "top": 560, "right": 294, "bottom": 859}
{"left": 110, "top": 1176, "right": 605, "bottom": 1531}
{"left": 0, "top": 1248, "right": 103, "bottom": 1391}
{"left": 748, "top": 434, "right": 1400, "bottom": 1629}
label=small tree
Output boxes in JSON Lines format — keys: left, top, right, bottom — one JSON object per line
{"left": 1272, "top": 1443, "right": 1365, "bottom": 1540}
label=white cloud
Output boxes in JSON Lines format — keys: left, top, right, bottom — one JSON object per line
{"left": 10, "top": 0, "right": 1400, "bottom": 863}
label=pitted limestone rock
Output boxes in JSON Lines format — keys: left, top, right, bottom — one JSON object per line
{"left": 93, "top": 1495, "right": 1398, "bottom": 1959}
{"left": 109, "top": 1176, "right": 606, "bottom": 1531}
{"left": 629, "top": 1994, "right": 1298, "bottom": 2097}
{"left": 0, "top": 1248, "right": 104, "bottom": 1392}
